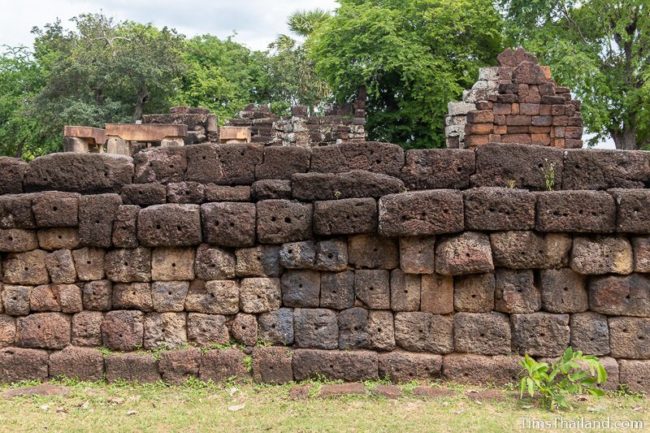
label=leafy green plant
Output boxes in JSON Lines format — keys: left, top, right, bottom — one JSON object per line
{"left": 541, "top": 158, "right": 556, "bottom": 191}
{"left": 520, "top": 347, "right": 608, "bottom": 411}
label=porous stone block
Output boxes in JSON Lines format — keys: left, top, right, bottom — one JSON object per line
{"left": 49, "top": 346, "right": 104, "bottom": 381}
{"left": 292, "top": 170, "right": 404, "bottom": 201}
{"left": 562, "top": 150, "right": 650, "bottom": 190}
{"left": 442, "top": 354, "right": 522, "bottom": 385}
{"left": 294, "top": 308, "right": 338, "bottom": 349}
{"left": 120, "top": 183, "right": 167, "bottom": 206}
{"left": 151, "top": 281, "right": 189, "bottom": 312}
{"left": 613, "top": 189, "right": 650, "bottom": 233}
{"left": 251, "top": 180, "right": 292, "bottom": 200}
{"left": 310, "top": 141, "right": 404, "bottom": 176}
{"left": 151, "top": 248, "right": 195, "bottom": 281}
{"left": 292, "top": 349, "right": 379, "bottom": 381}
{"left": 37, "top": 228, "right": 79, "bottom": 251}
{"left": 185, "top": 280, "right": 239, "bottom": 315}
{"left": 201, "top": 202, "right": 256, "bottom": 247}
{"left": 45, "top": 249, "right": 76, "bottom": 284}
{"left": 355, "top": 270, "right": 390, "bottom": 309}
{"left": 0, "top": 229, "right": 37, "bottom": 253}
{"left": 16, "top": 312, "right": 70, "bottom": 349}
{"left": 159, "top": 348, "right": 201, "bottom": 384}
{"left": 112, "top": 205, "right": 139, "bottom": 248}
{"left": 619, "top": 360, "right": 650, "bottom": 393}
{"left": 313, "top": 239, "right": 348, "bottom": 271}
{"left": 390, "top": 269, "right": 421, "bottom": 311}
{"left": 2, "top": 286, "right": 31, "bottom": 316}
{"left": 112, "top": 283, "right": 153, "bottom": 311}
{"left": 239, "top": 278, "right": 281, "bottom": 313}
{"left": 137, "top": 204, "right": 202, "bottom": 247}
{"left": 0, "top": 316, "right": 15, "bottom": 348}
{"left": 570, "top": 236, "right": 632, "bottom": 275}
{"left": 71, "top": 311, "right": 103, "bottom": 346}
{"left": 570, "top": 312, "right": 610, "bottom": 356}
{"left": 400, "top": 149, "right": 475, "bottom": 190}
{"left": 32, "top": 192, "right": 79, "bottom": 228}
{"left": 464, "top": 188, "right": 535, "bottom": 231}
{"left": 143, "top": 312, "right": 187, "bottom": 349}
{"left": 338, "top": 307, "right": 369, "bottom": 349}
{"left": 590, "top": 274, "right": 650, "bottom": 317}
{"left": 609, "top": 317, "right": 650, "bottom": 359}
{"left": 320, "top": 271, "right": 355, "bottom": 310}
{"left": 453, "top": 312, "right": 512, "bottom": 355}
{"left": 0, "top": 158, "right": 27, "bottom": 195}
{"left": 313, "top": 198, "right": 377, "bottom": 235}
{"left": 29, "top": 284, "right": 59, "bottom": 312}
{"left": 79, "top": 194, "right": 121, "bottom": 247}
{"left": 204, "top": 185, "right": 251, "bottom": 202}
{"left": 368, "top": 310, "right": 395, "bottom": 351}
{"left": 435, "top": 232, "right": 494, "bottom": 276}
{"left": 235, "top": 245, "right": 281, "bottom": 277}
{"left": 54, "top": 284, "right": 82, "bottom": 313}
{"left": 133, "top": 147, "right": 186, "bottom": 184}
{"left": 378, "top": 190, "right": 464, "bottom": 237}
{"left": 230, "top": 313, "right": 257, "bottom": 346}
{"left": 192, "top": 144, "right": 262, "bottom": 185}
{"left": 394, "top": 312, "right": 453, "bottom": 353}
{"left": 101, "top": 310, "right": 144, "bottom": 351}
{"left": 105, "top": 352, "right": 160, "bottom": 383}
{"left": 278, "top": 241, "right": 316, "bottom": 269}
{"left": 536, "top": 191, "right": 616, "bottom": 233}
{"left": 194, "top": 244, "right": 235, "bottom": 280}
{"left": 348, "top": 234, "right": 399, "bottom": 269}
{"left": 512, "top": 313, "right": 570, "bottom": 357}
{"left": 281, "top": 270, "right": 321, "bottom": 308}
{"left": 490, "top": 231, "right": 571, "bottom": 269}
{"left": 471, "top": 143, "right": 564, "bottom": 190}
{"left": 420, "top": 274, "right": 454, "bottom": 314}
{"left": 257, "top": 308, "right": 294, "bottom": 345}
{"left": 257, "top": 200, "right": 312, "bottom": 244}
{"left": 104, "top": 247, "right": 151, "bottom": 282}
{"left": 187, "top": 313, "right": 229, "bottom": 346}
{"left": 399, "top": 237, "right": 435, "bottom": 274}
{"left": 495, "top": 269, "right": 541, "bottom": 313}
{"left": 378, "top": 351, "right": 442, "bottom": 382}
{"left": 166, "top": 182, "right": 205, "bottom": 204}
{"left": 454, "top": 273, "right": 495, "bottom": 312}
{"left": 252, "top": 346, "right": 293, "bottom": 384}
{"left": 0, "top": 347, "right": 49, "bottom": 382}
{"left": 82, "top": 280, "right": 112, "bottom": 311}
{"left": 3, "top": 250, "right": 49, "bottom": 285}
{"left": 199, "top": 348, "right": 248, "bottom": 382}
{"left": 633, "top": 236, "right": 650, "bottom": 272}
{"left": 540, "top": 268, "right": 588, "bottom": 313}
{"left": 256, "top": 146, "right": 310, "bottom": 179}
{"left": 0, "top": 194, "right": 34, "bottom": 229}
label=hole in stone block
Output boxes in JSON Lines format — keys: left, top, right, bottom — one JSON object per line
{"left": 53, "top": 206, "right": 58, "bottom": 211}
{"left": 271, "top": 217, "right": 277, "bottom": 222}
{"left": 156, "top": 224, "right": 161, "bottom": 230}
{"left": 177, "top": 226, "right": 182, "bottom": 232}
{"left": 284, "top": 217, "right": 291, "bottom": 224}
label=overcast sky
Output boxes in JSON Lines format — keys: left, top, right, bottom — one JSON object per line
{"left": 0, "top": 0, "right": 339, "bottom": 50}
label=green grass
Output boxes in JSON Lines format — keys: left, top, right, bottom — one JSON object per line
{"left": 0, "top": 379, "right": 647, "bottom": 433}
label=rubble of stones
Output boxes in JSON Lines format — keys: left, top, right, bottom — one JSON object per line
{"left": 142, "top": 106, "right": 218, "bottom": 146}
{"left": 0, "top": 141, "right": 648, "bottom": 390}
{"left": 446, "top": 48, "right": 583, "bottom": 149}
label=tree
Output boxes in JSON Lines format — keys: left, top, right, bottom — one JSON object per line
{"left": 305, "top": 0, "right": 503, "bottom": 148}
{"left": 500, "top": 0, "right": 650, "bottom": 149}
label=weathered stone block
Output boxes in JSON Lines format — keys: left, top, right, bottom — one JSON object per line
{"left": 0, "top": 158, "right": 27, "bottom": 195}
{"left": 79, "top": 194, "right": 121, "bottom": 247}
{"left": 121, "top": 183, "right": 166, "bottom": 206}
{"left": 279, "top": 241, "right": 316, "bottom": 269}
{"left": 187, "top": 313, "right": 229, "bottom": 346}
{"left": 257, "top": 308, "right": 294, "bottom": 345}
{"left": 399, "top": 237, "right": 435, "bottom": 274}
{"left": 159, "top": 348, "right": 201, "bottom": 384}
{"left": 320, "top": 271, "right": 355, "bottom": 310}
{"left": 194, "top": 244, "right": 235, "bottom": 280}
{"left": 590, "top": 274, "right": 650, "bottom": 317}
{"left": 536, "top": 191, "right": 616, "bottom": 233}
{"left": 185, "top": 280, "right": 239, "bottom": 315}
{"left": 16, "top": 312, "right": 70, "bottom": 349}
{"left": 37, "top": 228, "right": 79, "bottom": 251}
{"left": 442, "top": 354, "right": 522, "bottom": 385}
{"left": 454, "top": 312, "right": 511, "bottom": 355}
{"left": 355, "top": 270, "right": 390, "bottom": 309}
{"left": 540, "top": 268, "right": 588, "bottom": 313}
{"left": 512, "top": 313, "right": 570, "bottom": 357}
{"left": 400, "top": 149, "right": 475, "bottom": 190}
{"left": 112, "top": 283, "right": 153, "bottom": 311}
{"left": 454, "top": 273, "right": 495, "bottom": 312}
{"left": 394, "top": 312, "right": 453, "bottom": 353}
{"left": 613, "top": 189, "right": 650, "bottom": 233}
{"left": 101, "top": 310, "right": 144, "bottom": 351}
{"left": 464, "top": 188, "right": 535, "bottom": 231}
{"left": 435, "top": 232, "right": 494, "bottom": 276}
{"left": 230, "top": 313, "right": 257, "bottom": 346}
{"left": 201, "top": 202, "right": 256, "bottom": 247}
{"left": 105, "top": 352, "right": 160, "bottom": 383}
{"left": 0, "top": 194, "right": 34, "bottom": 229}
{"left": 2, "top": 286, "right": 31, "bottom": 316}
{"left": 167, "top": 181, "right": 205, "bottom": 204}
{"left": 54, "top": 284, "right": 82, "bottom": 313}
{"left": 420, "top": 274, "right": 454, "bottom": 314}
{"left": 235, "top": 245, "right": 281, "bottom": 277}
{"left": 313, "top": 198, "right": 377, "bottom": 236}
{"left": 257, "top": 200, "right": 312, "bottom": 244}
{"left": 133, "top": 147, "right": 186, "bottom": 184}
{"left": 49, "top": 346, "right": 104, "bottom": 381}
{"left": 293, "top": 170, "right": 404, "bottom": 201}
{"left": 138, "top": 204, "right": 202, "bottom": 247}
{"left": 45, "top": 249, "right": 76, "bottom": 284}
{"left": 609, "top": 317, "right": 650, "bottom": 359}
{"left": 378, "top": 351, "right": 442, "bottom": 382}
{"left": 390, "top": 269, "right": 420, "bottom": 311}
{"left": 71, "top": 311, "right": 103, "bottom": 346}
{"left": 562, "top": 150, "right": 650, "bottom": 190}
{"left": 348, "top": 234, "right": 399, "bottom": 269}
{"left": 292, "top": 349, "right": 379, "bottom": 381}
{"left": 368, "top": 310, "right": 395, "bottom": 351}
{"left": 104, "top": 247, "right": 151, "bottom": 283}
{"left": 619, "top": 360, "right": 650, "bottom": 393}
{"left": 314, "top": 239, "right": 348, "bottom": 271}
{"left": 379, "top": 190, "right": 464, "bottom": 237}
{"left": 571, "top": 236, "right": 633, "bottom": 275}
{"left": 3, "top": 250, "right": 49, "bottom": 285}
{"left": 251, "top": 179, "right": 292, "bottom": 200}
{"left": 151, "top": 281, "right": 189, "bottom": 312}
{"left": 143, "top": 312, "right": 187, "bottom": 349}
{"left": 0, "top": 229, "right": 37, "bottom": 253}
{"left": 338, "top": 307, "right": 369, "bottom": 349}
{"left": 29, "top": 284, "right": 59, "bottom": 312}
{"left": 570, "top": 312, "right": 610, "bottom": 356}
{"left": 252, "top": 346, "right": 293, "bottom": 384}
{"left": 32, "top": 192, "right": 79, "bottom": 228}
{"left": 310, "top": 141, "right": 404, "bottom": 176}
{"left": 256, "top": 146, "right": 310, "bottom": 179}
{"left": 239, "top": 278, "right": 281, "bottom": 313}
{"left": 0, "top": 316, "right": 15, "bottom": 348}
{"left": 151, "top": 248, "right": 195, "bottom": 281}
{"left": 490, "top": 231, "right": 571, "bottom": 269}
{"left": 112, "top": 205, "right": 139, "bottom": 248}
{"left": 0, "top": 347, "right": 49, "bottom": 382}
{"left": 281, "top": 270, "right": 320, "bottom": 308}
{"left": 82, "top": 280, "right": 111, "bottom": 311}
{"left": 294, "top": 308, "right": 338, "bottom": 349}
{"left": 204, "top": 185, "right": 251, "bottom": 202}
{"left": 199, "top": 348, "right": 248, "bottom": 382}
{"left": 495, "top": 269, "right": 540, "bottom": 313}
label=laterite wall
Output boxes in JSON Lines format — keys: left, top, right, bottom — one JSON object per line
{"left": 0, "top": 142, "right": 648, "bottom": 390}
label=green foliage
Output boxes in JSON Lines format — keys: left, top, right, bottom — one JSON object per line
{"left": 306, "top": 0, "right": 503, "bottom": 148}
{"left": 519, "top": 347, "right": 608, "bottom": 411}
{"left": 500, "top": 0, "right": 650, "bottom": 149}
{"left": 288, "top": 9, "right": 332, "bottom": 37}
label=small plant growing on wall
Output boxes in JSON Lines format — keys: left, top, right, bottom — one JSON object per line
{"left": 540, "top": 158, "right": 556, "bottom": 191}
{"left": 519, "top": 347, "right": 608, "bottom": 411}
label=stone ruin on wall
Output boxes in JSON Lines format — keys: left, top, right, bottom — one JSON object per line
{"left": 446, "top": 48, "right": 584, "bottom": 149}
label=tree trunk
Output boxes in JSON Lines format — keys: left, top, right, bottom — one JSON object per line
{"left": 133, "top": 88, "right": 149, "bottom": 121}
{"left": 611, "top": 126, "right": 638, "bottom": 150}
